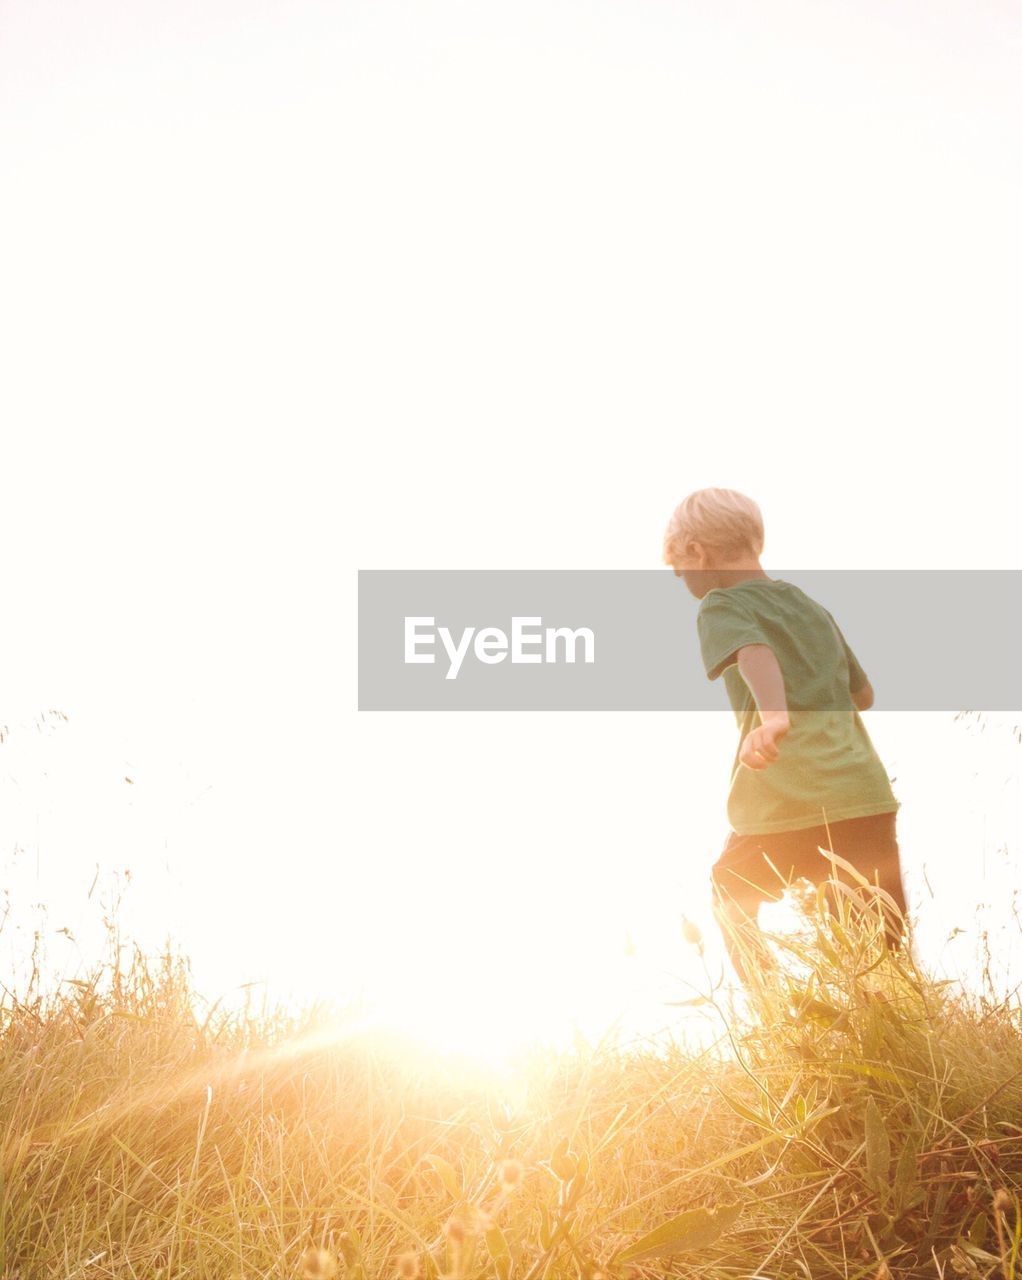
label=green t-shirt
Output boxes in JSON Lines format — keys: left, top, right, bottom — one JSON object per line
{"left": 696, "top": 577, "right": 898, "bottom": 835}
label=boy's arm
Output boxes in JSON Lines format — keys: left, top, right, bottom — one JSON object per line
{"left": 735, "top": 644, "right": 790, "bottom": 771}
{"left": 825, "top": 609, "right": 874, "bottom": 709}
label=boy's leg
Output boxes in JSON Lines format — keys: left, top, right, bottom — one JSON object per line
{"left": 710, "top": 832, "right": 797, "bottom": 984}
{"left": 710, "top": 884, "right": 762, "bottom": 986}
{"left": 818, "top": 812, "right": 907, "bottom": 948}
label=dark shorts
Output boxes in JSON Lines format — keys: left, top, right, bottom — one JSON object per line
{"left": 711, "top": 810, "right": 906, "bottom": 917}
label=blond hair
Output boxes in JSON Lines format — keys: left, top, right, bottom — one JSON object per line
{"left": 663, "top": 488, "right": 764, "bottom": 565}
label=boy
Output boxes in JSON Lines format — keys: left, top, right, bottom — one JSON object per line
{"left": 663, "top": 487, "right": 907, "bottom": 981}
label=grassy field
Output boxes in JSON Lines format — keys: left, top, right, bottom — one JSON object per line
{"left": 2, "top": 889, "right": 1022, "bottom": 1280}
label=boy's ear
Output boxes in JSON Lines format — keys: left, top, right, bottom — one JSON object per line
{"left": 687, "top": 540, "right": 709, "bottom": 569}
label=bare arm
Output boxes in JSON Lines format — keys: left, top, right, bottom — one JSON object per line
{"left": 735, "top": 644, "right": 790, "bottom": 770}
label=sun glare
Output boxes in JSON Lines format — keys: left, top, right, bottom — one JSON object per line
{"left": 234, "top": 856, "right": 720, "bottom": 1069}
{"left": 343, "top": 954, "right": 614, "bottom": 1067}
{"left": 310, "top": 909, "right": 714, "bottom": 1067}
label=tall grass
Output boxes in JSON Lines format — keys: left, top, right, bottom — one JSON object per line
{"left": 2, "top": 886, "right": 1022, "bottom": 1279}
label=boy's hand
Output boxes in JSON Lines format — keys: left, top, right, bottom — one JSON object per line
{"left": 739, "top": 714, "right": 790, "bottom": 771}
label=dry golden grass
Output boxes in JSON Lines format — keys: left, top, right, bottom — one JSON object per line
{"left": 2, "top": 889, "right": 1022, "bottom": 1279}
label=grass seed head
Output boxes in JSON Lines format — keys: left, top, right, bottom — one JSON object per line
{"left": 396, "top": 1251, "right": 420, "bottom": 1280}
{"left": 300, "top": 1246, "right": 339, "bottom": 1280}
{"left": 444, "top": 1217, "right": 467, "bottom": 1245}
{"left": 498, "top": 1158, "right": 524, "bottom": 1191}
{"left": 681, "top": 917, "right": 703, "bottom": 948}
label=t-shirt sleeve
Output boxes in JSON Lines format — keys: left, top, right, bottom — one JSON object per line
{"left": 696, "top": 592, "right": 771, "bottom": 681}
{"left": 825, "top": 610, "right": 869, "bottom": 693}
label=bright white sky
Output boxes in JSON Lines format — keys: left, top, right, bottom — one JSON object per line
{"left": 1, "top": 0, "right": 1021, "bottom": 1059}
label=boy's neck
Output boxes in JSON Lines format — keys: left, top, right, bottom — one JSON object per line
{"left": 711, "top": 563, "right": 770, "bottom": 590}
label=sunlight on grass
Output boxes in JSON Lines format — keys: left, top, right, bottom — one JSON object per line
{"left": 3, "top": 881, "right": 1022, "bottom": 1278}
